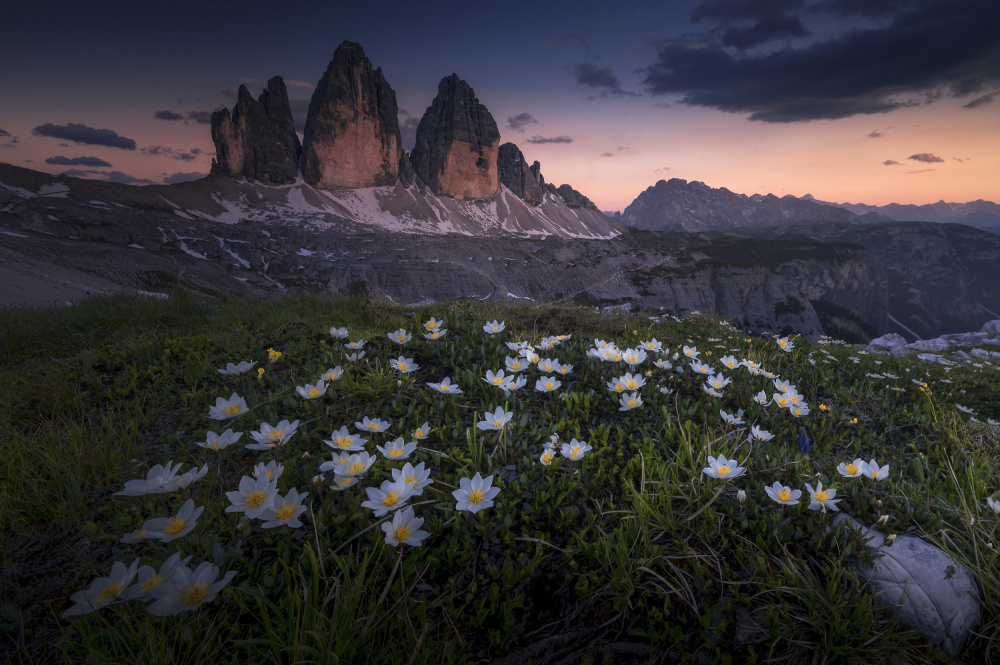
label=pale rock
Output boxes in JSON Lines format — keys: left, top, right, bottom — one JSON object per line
{"left": 833, "top": 514, "right": 980, "bottom": 658}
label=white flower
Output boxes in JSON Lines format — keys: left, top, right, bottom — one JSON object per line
{"left": 322, "top": 451, "right": 376, "bottom": 477}
{"left": 483, "top": 369, "right": 511, "bottom": 388}
{"left": 620, "top": 372, "right": 646, "bottom": 390}
{"left": 412, "top": 422, "right": 432, "bottom": 439}
{"left": 361, "top": 479, "right": 414, "bottom": 517}
{"left": 62, "top": 560, "right": 140, "bottom": 617}
{"left": 736, "top": 489, "right": 747, "bottom": 504}
{"left": 988, "top": 497, "right": 1000, "bottom": 515}
{"left": 423, "top": 329, "right": 448, "bottom": 340}
{"left": 197, "top": 429, "right": 243, "bottom": 452}
{"left": 706, "top": 373, "right": 731, "bottom": 391}
{"left": 789, "top": 403, "right": 811, "bottom": 418}
{"left": 145, "top": 562, "right": 237, "bottom": 617}
{"left": 957, "top": 405, "right": 974, "bottom": 414}
{"left": 296, "top": 380, "right": 328, "bottom": 400}
{"left": 837, "top": 459, "right": 865, "bottom": 477}
{"left": 452, "top": 473, "right": 500, "bottom": 513}
{"left": 536, "top": 358, "right": 557, "bottom": 373}
{"left": 505, "top": 356, "right": 528, "bottom": 372}
{"left": 640, "top": 339, "right": 663, "bottom": 353}
{"left": 539, "top": 449, "right": 556, "bottom": 465}
{"left": 776, "top": 337, "right": 795, "bottom": 352}
{"left": 619, "top": 392, "right": 643, "bottom": 411}
{"left": 390, "top": 356, "right": 419, "bottom": 373}
{"left": 247, "top": 419, "right": 300, "bottom": 450}
{"left": 607, "top": 377, "right": 626, "bottom": 393}
{"left": 773, "top": 393, "right": 792, "bottom": 409}
{"left": 123, "top": 552, "right": 191, "bottom": 602}
{"left": 329, "top": 327, "right": 349, "bottom": 339}
{"left": 142, "top": 499, "right": 205, "bottom": 543}
{"left": 560, "top": 439, "right": 592, "bottom": 460}
{"left": 225, "top": 475, "right": 278, "bottom": 519}
{"left": 764, "top": 482, "right": 802, "bottom": 506}
{"left": 324, "top": 425, "right": 367, "bottom": 452}
{"left": 507, "top": 340, "right": 530, "bottom": 351}
{"left": 483, "top": 320, "right": 505, "bottom": 335}
{"left": 377, "top": 437, "right": 418, "bottom": 460}
{"left": 427, "top": 377, "right": 463, "bottom": 394}
{"left": 356, "top": 416, "right": 391, "bottom": 433}
{"left": 805, "top": 482, "right": 841, "bottom": 513}
{"left": 114, "top": 461, "right": 183, "bottom": 496}
{"left": 331, "top": 476, "right": 358, "bottom": 491}
{"left": 165, "top": 464, "right": 209, "bottom": 492}
{"left": 321, "top": 366, "right": 344, "bottom": 382}
{"left": 622, "top": 348, "right": 648, "bottom": 368}
{"left": 253, "top": 460, "right": 284, "bottom": 483}
{"left": 382, "top": 506, "right": 430, "bottom": 547}
{"left": 478, "top": 406, "right": 514, "bottom": 431}
{"left": 556, "top": 363, "right": 574, "bottom": 376}
{"left": 683, "top": 345, "right": 700, "bottom": 358}
{"left": 535, "top": 377, "right": 562, "bottom": 392}
{"left": 424, "top": 317, "right": 444, "bottom": 331}
{"left": 391, "top": 462, "right": 434, "bottom": 495}
{"left": 654, "top": 359, "right": 673, "bottom": 370}
{"left": 754, "top": 391, "right": 770, "bottom": 407}
{"left": 702, "top": 455, "right": 746, "bottom": 480}
{"left": 720, "top": 409, "right": 745, "bottom": 426}
{"left": 860, "top": 459, "right": 890, "bottom": 481}
{"left": 719, "top": 355, "right": 739, "bottom": 369}
{"left": 773, "top": 378, "right": 791, "bottom": 393}
{"left": 387, "top": 329, "right": 412, "bottom": 345}
{"left": 344, "top": 351, "right": 365, "bottom": 362}
{"left": 259, "top": 488, "right": 308, "bottom": 529}
{"left": 702, "top": 385, "right": 723, "bottom": 398}
{"left": 502, "top": 375, "right": 528, "bottom": 395}
{"left": 217, "top": 360, "right": 258, "bottom": 376}
{"left": 208, "top": 392, "right": 248, "bottom": 420}
{"left": 345, "top": 340, "right": 366, "bottom": 350}
{"left": 690, "top": 360, "right": 712, "bottom": 375}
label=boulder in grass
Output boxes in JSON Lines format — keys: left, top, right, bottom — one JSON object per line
{"left": 833, "top": 514, "right": 980, "bottom": 658}
{"left": 867, "top": 333, "right": 909, "bottom": 354}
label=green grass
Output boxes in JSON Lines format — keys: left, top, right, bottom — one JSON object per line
{"left": 1, "top": 291, "right": 998, "bottom": 664}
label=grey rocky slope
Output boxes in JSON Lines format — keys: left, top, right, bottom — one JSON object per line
{"left": 2, "top": 164, "right": 882, "bottom": 340}
{"left": 734, "top": 221, "right": 1000, "bottom": 341}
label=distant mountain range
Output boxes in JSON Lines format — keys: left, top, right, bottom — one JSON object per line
{"left": 606, "top": 179, "right": 998, "bottom": 236}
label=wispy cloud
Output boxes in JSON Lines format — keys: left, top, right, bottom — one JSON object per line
{"left": 909, "top": 153, "right": 944, "bottom": 163}
{"left": 45, "top": 155, "right": 112, "bottom": 167}
{"left": 154, "top": 110, "right": 184, "bottom": 121}
{"left": 32, "top": 123, "right": 136, "bottom": 150}
{"left": 526, "top": 135, "right": 573, "bottom": 144}
{"left": 506, "top": 113, "right": 539, "bottom": 132}
{"left": 883, "top": 159, "right": 900, "bottom": 166}
{"left": 142, "top": 146, "right": 202, "bottom": 162}
{"left": 906, "top": 168, "right": 937, "bottom": 174}
{"left": 570, "top": 62, "right": 640, "bottom": 98}
{"left": 866, "top": 129, "right": 883, "bottom": 138}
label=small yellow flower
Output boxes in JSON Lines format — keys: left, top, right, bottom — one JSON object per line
{"left": 257, "top": 367, "right": 265, "bottom": 377}
{"left": 267, "top": 348, "right": 282, "bottom": 363}
{"left": 819, "top": 404, "right": 829, "bottom": 412}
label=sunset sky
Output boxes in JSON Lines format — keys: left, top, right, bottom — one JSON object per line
{"left": 1, "top": 0, "right": 997, "bottom": 211}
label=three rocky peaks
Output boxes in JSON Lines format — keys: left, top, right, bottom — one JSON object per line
{"left": 210, "top": 41, "right": 596, "bottom": 210}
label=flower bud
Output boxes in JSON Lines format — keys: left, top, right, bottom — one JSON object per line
{"left": 884, "top": 534, "right": 897, "bottom": 547}
{"left": 312, "top": 474, "right": 325, "bottom": 487}
{"left": 737, "top": 489, "right": 747, "bottom": 504}
{"left": 300, "top": 451, "right": 311, "bottom": 462}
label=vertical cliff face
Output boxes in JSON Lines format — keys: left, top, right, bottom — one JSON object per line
{"left": 498, "top": 143, "right": 543, "bottom": 205}
{"left": 410, "top": 74, "right": 501, "bottom": 200}
{"left": 210, "top": 77, "right": 301, "bottom": 185}
{"left": 300, "top": 41, "right": 403, "bottom": 190}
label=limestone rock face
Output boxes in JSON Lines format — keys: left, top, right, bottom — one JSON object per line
{"left": 549, "top": 183, "right": 599, "bottom": 211}
{"left": 300, "top": 41, "right": 402, "bottom": 190}
{"left": 410, "top": 74, "right": 501, "bottom": 200}
{"left": 210, "top": 77, "right": 301, "bottom": 185}
{"left": 498, "top": 143, "right": 543, "bottom": 205}
{"left": 529, "top": 161, "right": 545, "bottom": 193}
{"left": 833, "top": 514, "right": 980, "bottom": 658}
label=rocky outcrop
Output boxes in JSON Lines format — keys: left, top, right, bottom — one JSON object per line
{"left": 210, "top": 77, "right": 301, "bottom": 185}
{"left": 550, "top": 184, "right": 600, "bottom": 211}
{"left": 300, "top": 41, "right": 403, "bottom": 190}
{"left": 498, "top": 143, "right": 543, "bottom": 205}
{"left": 529, "top": 161, "right": 545, "bottom": 193}
{"left": 410, "top": 74, "right": 501, "bottom": 200}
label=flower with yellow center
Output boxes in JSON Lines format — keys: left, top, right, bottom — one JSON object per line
{"left": 361, "top": 479, "right": 414, "bottom": 517}
{"left": 382, "top": 507, "right": 430, "bottom": 547}
{"left": 477, "top": 406, "right": 513, "bottom": 431}
{"left": 505, "top": 356, "right": 525, "bottom": 372}
{"left": 861, "top": 459, "right": 889, "bottom": 481}
{"left": 124, "top": 552, "right": 192, "bottom": 602}
{"left": 539, "top": 450, "right": 555, "bottom": 465}
{"left": 208, "top": 393, "right": 248, "bottom": 420}
{"left": 226, "top": 475, "right": 278, "bottom": 519}
{"left": 323, "top": 425, "right": 366, "bottom": 452}
{"left": 377, "top": 437, "right": 417, "bottom": 460}
{"left": 321, "top": 452, "right": 374, "bottom": 478}
{"left": 412, "top": 422, "right": 431, "bottom": 440}
{"left": 453, "top": 473, "right": 500, "bottom": 513}
{"left": 427, "top": 377, "right": 463, "bottom": 394}
{"left": 296, "top": 380, "right": 328, "bottom": 400}
{"left": 535, "top": 377, "right": 561, "bottom": 392}
{"left": 260, "top": 488, "right": 308, "bottom": 529}
{"left": 560, "top": 438, "right": 592, "bottom": 461}
{"left": 62, "top": 560, "right": 140, "bottom": 617}
{"left": 619, "top": 392, "right": 642, "bottom": 411}
{"left": 765, "top": 482, "right": 801, "bottom": 506}
{"left": 702, "top": 455, "right": 746, "bottom": 480}
{"left": 142, "top": 499, "right": 205, "bottom": 543}
{"left": 805, "top": 482, "right": 841, "bottom": 513}
{"left": 391, "top": 462, "right": 433, "bottom": 495}
{"left": 267, "top": 348, "right": 282, "bottom": 363}
{"left": 146, "top": 562, "right": 237, "bottom": 617}
{"left": 837, "top": 459, "right": 865, "bottom": 478}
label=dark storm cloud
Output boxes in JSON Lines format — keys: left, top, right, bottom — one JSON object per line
{"left": 909, "top": 153, "right": 944, "bottom": 163}
{"left": 963, "top": 92, "right": 995, "bottom": 108}
{"left": 691, "top": 0, "right": 807, "bottom": 50}
{"left": 163, "top": 171, "right": 206, "bottom": 184}
{"left": 155, "top": 110, "right": 184, "bottom": 121}
{"left": 506, "top": 113, "right": 539, "bottom": 132}
{"left": 142, "top": 146, "right": 201, "bottom": 162}
{"left": 526, "top": 136, "right": 574, "bottom": 144}
{"left": 571, "top": 62, "right": 640, "bottom": 98}
{"left": 0, "top": 129, "right": 10, "bottom": 137}
{"left": 32, "top": 123, "right": 136, "bottom": 150}
{"left": 186, "top": 111, "right": 213, "bottom": 125}
{"left": 722, "top": 15, "right": 807, "bottom": 49}
{"left": 45, "top": 155, "right": 112, "bottom": 167}
{"left": 643, "top": 0, "right": 1000, "bottom": 122}
{"left": 867, "top": 130, "right": 884, "bottom": 138}
{"left": 811, "top": 0, "right": 922, "bottom": 19}
{"left": 883, "top": 159, "right": 900, "bottom": 165}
